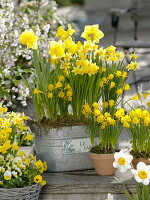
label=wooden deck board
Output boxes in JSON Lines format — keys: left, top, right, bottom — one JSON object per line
{"left": 39, "top": 170, "right": 136, "bottom": 200}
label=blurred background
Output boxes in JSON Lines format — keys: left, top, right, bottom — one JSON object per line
{"left": 1, "top": 0, "right": 150, "bottom": 113}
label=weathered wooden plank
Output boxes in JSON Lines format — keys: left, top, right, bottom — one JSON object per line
{"left": 41, "top": 170, "right": 136, "bottom": 194}
{"left": 39, "top": 193, "right": 128, "bottom": 200}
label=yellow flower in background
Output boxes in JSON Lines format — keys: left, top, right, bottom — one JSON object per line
{"left": 122, "top": 115, "right": 131, "bottom": 122}
{"left": 0, "top": 140, "right": 11, "bottom": 154}
{"left": 55, "top": 82, "right": 62, "bottom": 89}
{"left": 109, "top": 82, "right": 115, "bottom": 89}
{"left": 83, "top": 104, "right": 92, "bottom": 113}
{"left": 132, "top": 117, "right": 140, "bottom": 124}
{"left": 58, "top": 75, "right": 65, "bottom": 82}
{"left": 107, "top": 74, "right": 114, "bottom": 80}
{"left": 64, "top": 36, "right": 77, "bottom": 54}
{"left": 48, "top": 84, "right": 54, "bottom": 91}
{"left": 66, "top": 90, "right": 73, "bottom": 97}
{"left": 130, "top": 53, "right": 138, "bottom": 60}
{"left": 72, "top": 66, "right": 82, "bottom": 75}
{"left": 0, "top": 104, "right": 8, "bottom": 114}
{"left": 107, "top": 117, "right": 116, "bottom": 125}
{"left": 12, "top": 143, "right": 19, "bottom": 151}
{"left": 131, "top": 94, "right": 139, "bottom": 100}
{"left": 33, "top": 88, "right": 43, "bottom": 94}
{"left": 115, "top": 71, "right": 122, "bottom": 77}
{"left": 99, "top": 81, "right": 104, "bottom": 88}
{"left": 49, "top": 40, "right": 65, "bottom": 59}
{"left": 103, "top": 101, "right": 109, "bottom": 108}
{"left": 123, "top": 84, "right": 130, "bottom": 91}
{"left": 97, "top": 115, "right": 105, "bottom": 123}
{"left": 93, "top": 109, "right": 101, "bottom": 116}
{"left": 126, "top": 61, "right": 139, "bottom": 71}
{"left": 58, "top": 91, "right": 65, "bottom": 98}
{"left": 96, "top": 47, "right": 106, "bottom": 58}
{"left": 123, "top": 122, "right": 130, "bottom": 128}
{"left": 115, "top": 108, "right": 125, "bottom": 119}
{"left": 34, "top": 160, "right": 45, "bottom": 173}
{"left": 109, "top": 99, "right": 115, "bottom": 107}
{"left": 92, "top": 102, "right": 99, "bottom": 109}
{"left": 104, "top": 112, "right": 111, "bottom": 118}
{"left": 24, "top": 133, "right": 33, "bottom": 141}
{"left": 122, "top": 71, "right": 128, "bottom": 79}
{"left": 20, "top": 29, "right": 38, "bottom": 49}
{"left": 47, "top": 93, "right": 53, "bottom": 99}
{"left": 101, "top": 77, "right": 107, "bottom": 84}
{"left": 41, "top": 180, "right": 46, "bottom": 186}
{"left": 18, "top": 151, "right": 27, "bottom": 157}
{"left": 144, "top": 117, "right": 150, "bottom": 126}
{"left": 106, "top": 45, "right": 116, "bottom": 54}
{"left": 56, "top": 24, "right": 75, "bottom": 41}
{"left": 116, "top": 88, "right": 123, "bottom": 95}
{"left": 34, "top": 175, "right": 43, "bottom": 183}
{"left": 81, "top": 24, "right": 104, "bottom": 43}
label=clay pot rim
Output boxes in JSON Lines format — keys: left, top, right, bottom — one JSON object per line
{"left": 89, "top": 152, "right": 115, "bottom": 160}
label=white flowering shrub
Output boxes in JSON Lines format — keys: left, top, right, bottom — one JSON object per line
{"left": 0, "top": 0, "right": 67, "bottom": 110}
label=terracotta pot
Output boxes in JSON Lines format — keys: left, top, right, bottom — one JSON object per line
{"left": 132, "top": 157, "right": 150, "bottom": 169}
{"left": 89, "top": 152, "right": 116, "bottom": 176}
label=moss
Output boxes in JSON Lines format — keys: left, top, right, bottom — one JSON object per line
{"left": 131, "top": 150, "right": 150, "bottom": 159}
{"left": 34, "top": 115, "right": 89, "bottom": 129}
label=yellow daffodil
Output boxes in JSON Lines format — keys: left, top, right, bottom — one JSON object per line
{"left": 56, "top": 24, "right": 75, "bottom": 41}
{"left": 20, "top": 29, "right": 38, "bottom": 49}
{"left": 123, "top": 84, "right": 130, "bottom": 91}
{"left": 116, "top": 88, "right": 123, "bottom": 95}
{"left": 81, "top": 24, "right": 104, "bottom": 43}
{"left": 49, "top": 40, "right": 65, "bottom": 59}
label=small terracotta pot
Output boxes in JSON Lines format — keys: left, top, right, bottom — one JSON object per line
{"left": 89, "top": 152, "right": 116, "bottom": 176}
{"left": 132, "top": 157, "right": 150, "bottom": 169}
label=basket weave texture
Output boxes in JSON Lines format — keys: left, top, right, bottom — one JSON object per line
{"left": 0, "top": 184, "right": 41, "bottom": 200}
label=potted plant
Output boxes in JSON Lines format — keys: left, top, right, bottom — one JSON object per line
{"left": 82, "top": 49, "right": 138, "bottom": 175}
{"left": 0, "top": 104, "right": 47, "bottom": 199}
{"left": 19, "top": 24, "right": 106, "bottom": 172}
{"left": 119, "top": 108, "right": 150, "bottom": 168}
{"left": 83, "top": 103, "right": 126, "bottom": 175}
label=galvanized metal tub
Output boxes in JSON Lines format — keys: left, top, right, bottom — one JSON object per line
{"left": 33, "top": 125, "right": 94, "bottom": 172}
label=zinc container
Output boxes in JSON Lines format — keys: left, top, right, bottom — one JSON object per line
{"left": 33, "top": 125, "right": 94, "bottom": 172}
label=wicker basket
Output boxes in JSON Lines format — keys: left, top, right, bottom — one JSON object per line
{"left": 0, "top": 184, "right": 41, "bottom": 200}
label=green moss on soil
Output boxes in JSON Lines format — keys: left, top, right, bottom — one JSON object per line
{"left": 131, "top": 150, "right": 150, "bottom": 159}
{"left": 35, "top": 115, "right": 89, "bottom": 129}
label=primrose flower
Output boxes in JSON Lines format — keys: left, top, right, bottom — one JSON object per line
{"left": 20, "top": 29, "right": 38, "bottom": 49}
{"left": 131, "top": 162, "right": 150, "bottom": 185}
{"left": 113, "top": 150, "right": 133, "bottom": 173}
{"left": 81, "top": 24, "right": 104, "bottom": 43}
{"left": 34, "top": 175, "right": 43, "bottom": 183}
{"left": 4, "top": 170, "right": 12, "bottom": 180}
